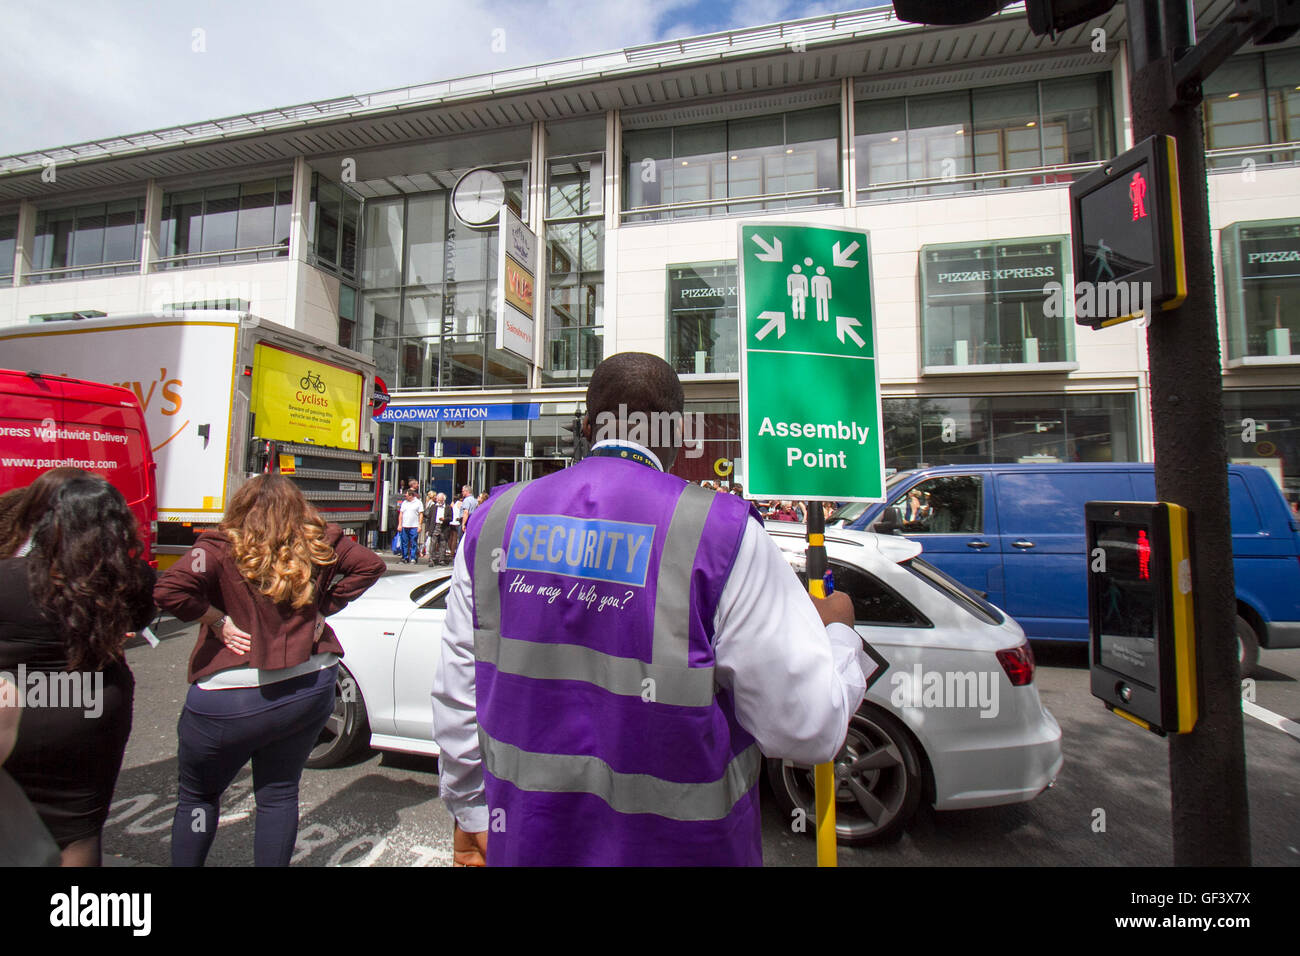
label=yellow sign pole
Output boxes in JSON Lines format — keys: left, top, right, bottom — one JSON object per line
{"left": 806, "top": 505, "right": 836, "bottom": 867}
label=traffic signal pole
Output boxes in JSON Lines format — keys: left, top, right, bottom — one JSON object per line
{"left": 1124, "top": 0, "right": 1251, "bottom": 865}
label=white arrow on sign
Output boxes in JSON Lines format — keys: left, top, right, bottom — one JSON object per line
{"left": 751, "top": 235, "right": 783, "bottom": 262}
{"left": 836, "top": 314, "right": 866, "bottom": 349}
{"left": 832, "top": 240, "right": 860, "bottom": 268}
{"left": 755, "top": 310, "right": 786, "bottom": 341}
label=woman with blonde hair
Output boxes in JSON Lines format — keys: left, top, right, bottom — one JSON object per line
{"left": 154, "top": 474, "right": 384, "bottom": 866}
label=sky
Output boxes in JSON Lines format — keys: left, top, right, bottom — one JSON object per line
{"left": 0, "top": 0, "right": 855, "bottom": 157}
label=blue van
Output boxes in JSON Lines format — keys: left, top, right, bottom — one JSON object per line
{"left": 834, "top": 463, "right": 1300, "bottom": 674}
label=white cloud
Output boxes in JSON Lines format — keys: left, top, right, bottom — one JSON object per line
{"left": 0, "top": 0, "right": 830, "bottom": 156}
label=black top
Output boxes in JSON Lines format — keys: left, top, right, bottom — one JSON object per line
{"left": 0, "top": 555, "right": 154, "bottom": 671}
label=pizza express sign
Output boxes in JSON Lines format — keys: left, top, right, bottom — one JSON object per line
{"left": 670, "top": 265, "right": 738, "bottom": 311}
{"left": 1240, "top": 235, "right": 1300, "bottom": 280}
{"left": 924, "top": 244, "right": 1063, "bottom": 301}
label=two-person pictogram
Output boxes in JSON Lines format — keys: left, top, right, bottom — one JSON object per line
{"left": 786, "top": 258, "right": 834, "bottom": 323}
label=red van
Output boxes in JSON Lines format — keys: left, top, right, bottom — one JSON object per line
{"left": 0, "top": 369, "right": 158, "bottom": 562}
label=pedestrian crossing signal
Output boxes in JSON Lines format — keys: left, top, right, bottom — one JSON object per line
{"left": 1086, "top": 501, "right": 1197, "bottom": 736}
{"left": 1069, "top": 135, "right": 1186, "bottom": 328}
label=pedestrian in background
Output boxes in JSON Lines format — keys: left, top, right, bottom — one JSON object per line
{"left": 0, "top": 470, "right": 154, "bottom": 866}
{"left": 397, "top": 488, "right": 423, "bottom": 564}
{"left": 154, "top": 475, "right": 385, "bottom": 867}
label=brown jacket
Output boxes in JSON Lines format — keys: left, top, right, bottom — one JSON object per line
{"left": 153, "top": 524, "right": 386, "bottom": 684}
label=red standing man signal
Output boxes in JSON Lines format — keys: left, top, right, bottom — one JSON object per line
{"left": 1130, "top": 170, "right": 1148, "bottom": 221}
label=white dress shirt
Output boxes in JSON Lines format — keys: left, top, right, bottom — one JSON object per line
{"left": 431, "top": 454, "right": 871, "bottom": 832}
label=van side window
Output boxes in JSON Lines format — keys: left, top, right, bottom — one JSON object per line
{"left": 874, "top": 475, "right": 984, "bottom": 535}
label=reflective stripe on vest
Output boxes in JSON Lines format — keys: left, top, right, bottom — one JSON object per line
{"left": 472, "top": 481, "right": 718, "bottom": 709}
{"left": 482, "top": 731, "right": 761, "bottom": 822}
{"left": 471, "top": 479, "right": 760, "bottom": 822}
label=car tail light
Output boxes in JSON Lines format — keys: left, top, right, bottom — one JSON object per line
{"left": 996, "top": 642, "right": 1035, "bottom": 686}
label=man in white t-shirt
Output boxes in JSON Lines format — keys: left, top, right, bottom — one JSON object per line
{"left": 397, "top": 489, "right": 424, "bottom": 564}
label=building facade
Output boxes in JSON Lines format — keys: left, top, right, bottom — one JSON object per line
{"left": 1, "top": 3, "right": 1297, "bottom": 504}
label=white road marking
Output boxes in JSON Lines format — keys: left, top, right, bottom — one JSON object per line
{"left": 1243, "top": 699, "right": 1300, "bottom": 741}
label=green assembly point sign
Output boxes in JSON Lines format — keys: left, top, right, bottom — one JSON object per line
{"left": 738, "top": 222, "right": 885, "bottom": 503}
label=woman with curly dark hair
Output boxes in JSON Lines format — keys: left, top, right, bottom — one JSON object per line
{"left": 154, "top": 474, "right": 385, "bottom": 866}
{"left": 0, "top": 470, "right": 155, "bottom": 866}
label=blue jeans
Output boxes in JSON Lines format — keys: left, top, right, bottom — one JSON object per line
{"left": 400, "top": 526, "right": 419, "bottom": 561}
{"left": 171, "top": 665, "right": 336, "bottom": 867}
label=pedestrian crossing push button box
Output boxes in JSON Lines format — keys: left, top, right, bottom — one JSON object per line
{"left": 1085, "top": 501, "right": 1197, "bottom": 735}
{"left": 1069, "top": 134, "right": 1187, "bottom": 328}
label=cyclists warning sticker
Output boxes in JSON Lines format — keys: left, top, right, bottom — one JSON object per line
{"left": 250, "top": 342, "right": 364, "bottom": 450}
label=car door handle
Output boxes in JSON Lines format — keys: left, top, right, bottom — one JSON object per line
{"left": 966, "top": 540, "right": 989, "bottom": 549}
{"left": 1011, "top": 539, "right": 1036, "bottom": 549}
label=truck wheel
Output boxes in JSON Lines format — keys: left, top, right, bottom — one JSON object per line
{"left": 766, "top": 704, "right": 923, "bottom": 846}
{"left": 306, "top": 665, "right": 369, "bottom": 769}
{"left": 1236, "top": 616, "right": 1260, "bottom": 678}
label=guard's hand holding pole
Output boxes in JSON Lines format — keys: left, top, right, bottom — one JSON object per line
{"left": 811, "top": 591, "right": 854, "bottom": 629}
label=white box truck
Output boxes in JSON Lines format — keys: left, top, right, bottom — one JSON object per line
{"left": 0, "top": 311, "right": 381, "bottom": 568}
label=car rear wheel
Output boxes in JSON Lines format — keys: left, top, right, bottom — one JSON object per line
{"left": 306, "top": 665, "right": 370, "bottom": 769}
{"left": 1237, "top": 615, "right": 1260, "bottom": 678}
{"left": 766, "top": 704, "right": 923, "bottom": 846}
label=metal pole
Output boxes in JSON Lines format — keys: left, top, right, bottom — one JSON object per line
{"left": 805, "top": 501, "right": 837, "bottom": 867}
{"left": 1123, "top": 0, "right": 1251, "bottom": 865}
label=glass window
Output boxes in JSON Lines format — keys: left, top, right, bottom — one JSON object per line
{"left": 882, "top": 393, "right": 1137, "bottom": 470}
{"left": 236, "top": 180, "right": 277, "bottom": 250}
{"left": 973, "top": 83, "right": 1041, "bottom": 185}
{"left": 362, "top": 200, "right": 404, "bottom": 289}
{"left": 545, "top": 149, "right": 605, "bottom": 386}
{"left": 795, "top": 561, "right": 929, "bottom": 627}
{"left": 273, "top": 179, "right": 294, "bottom": 251}
{"left": 1221, "top": 218, "right": 1300, "bottom": 360}
{"left": 873, "top": 475, "right": 985, "bottom": 536}
{"left": 338, "top": 285, "right": 357, "bottom": 350}
{"left": 69, "top": 203, "right": 106, "bottom": 267}
{"left": 1222, "top": 388, "right": 1300, "bottom": 504}
{"left": 906, "top": 90, "right": 973, "bottom": 194}
{"left": 666, "top": 262, "right": 738, "bottom": 376}
{"left": 1041, "top": 75, "right": 1113, "bottom": 170}
{"left": 200, "top": 185, "right": 239, "bottom": 253}
{"left": 29, "top": 200, "right": 144, "bottom": 279}
{"left": 854, "top": 97, "right": 909, "bottom": 189}
{"left": 1267, "top": 49, "right": 1300, "bottom": 144}
{"left": 920, "top": 237, "right": 1072, "bottom": 369}
{"left": 856, "top": 75, "right": 1112, "bottom": 197}
{"left": 312, "top": 179, "right": 340, "bottom": 267}
{"left": 0, "top": 214, "right": 16, "bottom": 279}
{"left": 103, "top": 199, "right": 142, "bottom": 264}
{"left": 159, "top": 178, "right": 291, "bottom": 266}
{"left": 623, "top": 101, "right": 840, "bottom": 220}
{"left": 1205, "top": 56, "right": 1269, "bottom": 163}
{"left": 404, "top": 193, "right": 447, "bottom": 287}
{"left": 667, "top": 400, "right": 738, "bottom": 484}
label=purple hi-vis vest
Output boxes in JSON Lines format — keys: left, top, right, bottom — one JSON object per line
{"left": 462, "top": 455, "right": 763, "bottom": 866}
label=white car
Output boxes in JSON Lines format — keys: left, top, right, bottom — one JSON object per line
{"left": 313, "top": 525, "right": 1062, "bottom": 845}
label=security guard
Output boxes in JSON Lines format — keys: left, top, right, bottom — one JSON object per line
{"left": 432, "top": 353, "right": 871, "bottom": 866}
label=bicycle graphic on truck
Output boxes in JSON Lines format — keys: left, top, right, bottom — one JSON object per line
{"left": 300, "top": 370, "right": 327, "bottom": 392}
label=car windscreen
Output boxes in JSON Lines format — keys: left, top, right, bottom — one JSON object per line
{"left": 903, "top": 557, "right": 1004, "bottom": 626}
